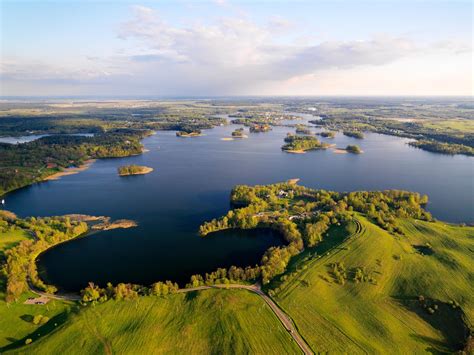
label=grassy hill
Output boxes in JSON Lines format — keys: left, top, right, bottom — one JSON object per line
{"left": 10, "top": 289, "right": 299, "bottom": 354}
{"left": 274, "top": 216, "right": 473, "bottom": 353}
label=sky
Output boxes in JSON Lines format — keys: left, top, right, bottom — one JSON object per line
{"left": 0, "top": 0, "right": 472, "bottom": 97}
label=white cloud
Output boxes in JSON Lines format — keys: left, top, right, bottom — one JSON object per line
{"left": 2, "top": 5, "right": 471, "bottom": 96}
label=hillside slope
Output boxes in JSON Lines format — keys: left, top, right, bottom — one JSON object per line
{"left": 275, "top": 217, "right": 473, "bottom": 353}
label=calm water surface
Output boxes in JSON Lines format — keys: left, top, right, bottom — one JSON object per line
{"left": 3, "top": 119, "right": 473, "bottom": 291}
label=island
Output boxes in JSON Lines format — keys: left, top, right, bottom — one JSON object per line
{"left": 231, "top": 128, "right": 247, "bottom": 138}
{"left": 318, "top": 131, "right": 336, "bottom": 138}
{"left": 176, "top": 129, "right": 202, "bottom": 137}
{"left": 345, "top": 144, "right": 363, "bottom": 154}
{"left": 343, "top": 130, "right": 365, "bottom": 139}
{"left": 282, "top": 134, "right": 330, "bottom": 153}
{"left": 295, "top": 125, "right": 311, "bottom": 135}
{"left": 117, "top": 165, "right": 154, "bottom": 176}
{"left": 249, "top": 124, "right": 272, "bottom": 133}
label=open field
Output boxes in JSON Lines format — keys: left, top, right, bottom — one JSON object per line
{"left": 275, "top": 216, "right": 474, "bottom": 353}
{"left": 10, "top": 289, "right": 299, "bottom": 354}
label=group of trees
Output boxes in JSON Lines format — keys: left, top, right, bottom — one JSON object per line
{"left": 186, "top": 265, "right": 262, "bottom": 288}
{"left": 176, "top": 128, "right": 202, "bottom": 136}
{"left": 343, "top": 131, "right": 365, "bottom": 139}
{"left": 295, "top": 125, "right": 312, "bottom": 135}
{"left": 1, "top": 215, "right": 88, "bottom": 302}
{"left": 282, "top": 134, "right": 330, "bottom": 152}
{"left": 346, "top": 145, "right": 362, "bottom": 154}
{"left": 80, "top": 280, "right": 179, "bottom": 304}
{"left": 231, "top": 128, "right": 245, "bottom": 137}
{"left": 249, "top": 124, "right": 271, "bottom": 133}
{"left": 197, "top": 183, "right": 433, "bottom": 286}
{"left": 318, "top": 131, "right": 336, "bottom": 138}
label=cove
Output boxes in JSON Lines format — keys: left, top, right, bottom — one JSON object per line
{"left": 3, "top": 119, "right": 473, "bottom": 292}
{"left": 37, "top": 228, "right": 283, "bottom": 291}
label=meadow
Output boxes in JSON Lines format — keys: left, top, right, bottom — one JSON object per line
{"left": 10, "top": 289, "right": 299, "bottom": 354}
{"left": 275, "top": 216, "right": 473, "bottom": 353}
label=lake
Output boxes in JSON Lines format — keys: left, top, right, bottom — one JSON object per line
{"left": 0, "top": 133, "right": 94, "bottom": 144}
{"left": 2, "top": 120, "right": 473, "bottom": 291}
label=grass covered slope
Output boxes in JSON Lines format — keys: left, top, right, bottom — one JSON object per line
{"left": 18, "top": 289, "right": 299, "bottom": 355}
{"left": 275, "top": 216, "right": 473, "bottom": 354}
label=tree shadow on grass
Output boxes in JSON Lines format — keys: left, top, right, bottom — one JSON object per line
{"left": 184, "top": 291, "right": 199, "bottom": 302}
{"left": 0, "top": 308, "right": 77, "bottom": 352}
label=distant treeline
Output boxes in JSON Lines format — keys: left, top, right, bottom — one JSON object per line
{"left": 0, "top": 129, "right": 150, "bottom": 196}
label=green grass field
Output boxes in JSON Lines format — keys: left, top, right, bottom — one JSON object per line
{"left": 10, "top": 289, "right": 299, "bottom": 354}
{"left": 0, "top": 229, "right": 73, "bottom": 350}
{"left": 1, "top": 211, "right": 472, "bottom": 354}
{"left": 275, "top": 216, "right": 474, "bottom": 353}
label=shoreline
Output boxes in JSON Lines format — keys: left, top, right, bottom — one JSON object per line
{"left": 283, "top": 149, "right": 306, "bottom": 154}
{"left": 177, "top": 132, "right": 204, "bottom": 138}
{"left": 43, "top": 159, "right": 96, "bottom": 181}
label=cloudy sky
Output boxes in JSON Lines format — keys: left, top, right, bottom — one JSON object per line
{"left": 1, "top": 0, "right": 472, "bottom": 96}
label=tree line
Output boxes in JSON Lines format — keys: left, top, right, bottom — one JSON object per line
{"left": 1, "top": 214, "right": 88, "bottom": 302}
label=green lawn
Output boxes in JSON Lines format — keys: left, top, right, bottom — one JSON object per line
{"left": 275, "top": 217, "right": 474, "bottom": 354}
{"left": 9, "top": 289, "right": 299, "bottom": 354}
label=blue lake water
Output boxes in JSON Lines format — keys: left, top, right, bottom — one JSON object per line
{"left": 2, "top": 120, "right": 473, "bottom": 291}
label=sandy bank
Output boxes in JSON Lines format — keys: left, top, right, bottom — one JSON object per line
{"left": 283, "top": 149, "right": 306, "bottom": 154}
{"left": 43, "top": 160, "right": 96, "bottom": 181}
{"left": 92, "top": 219, "right": 138, "bottom": 231}
{"left": 287, "top": 178, "right": 300, "bottom": 185}
{"left": 177, "top": 132, "right": 204, "bottom": 137}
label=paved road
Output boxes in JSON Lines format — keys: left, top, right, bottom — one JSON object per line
{"left": 31, "top": 283, "right": 313, "bottom": 354}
